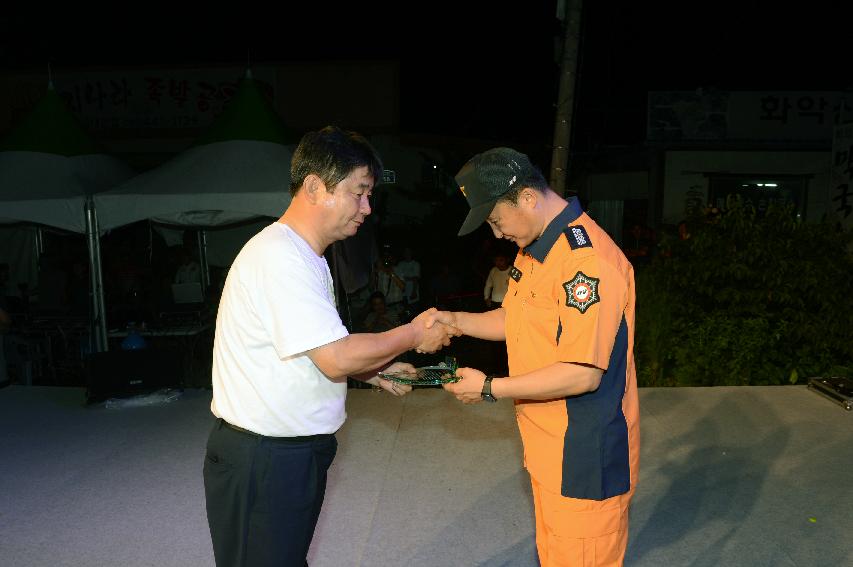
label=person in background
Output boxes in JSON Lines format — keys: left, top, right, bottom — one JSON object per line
{"left": 174, "top": 247, "right": 202, "bottom": 284}
{"left": 395, "top": 246, "right": 421, "bottom": 320}
{"left": 361, "top": 291, "right": 400, "bottom": 333}
{"left": 483, "top": 252, "right": 510, "bottom": 309}
{"left": 428, "top": 261, "right": 462, "bottom": 311}
{"left": 371, "top": 247, "right": 406, "bottom": 321}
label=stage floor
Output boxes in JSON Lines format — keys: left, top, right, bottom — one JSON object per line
{"left": 0, "top": 385, "right": 850, "bottom": 566}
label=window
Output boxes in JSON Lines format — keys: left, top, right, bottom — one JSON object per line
{"left": 708, "top": 174, "right": 808, "bottom": 219}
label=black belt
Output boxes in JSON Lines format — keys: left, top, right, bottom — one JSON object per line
{"left": 219, "top": 418, "right": 333, "bottom": 443}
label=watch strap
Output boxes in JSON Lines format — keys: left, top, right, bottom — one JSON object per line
{"left": 482, "top": 375, "right": 497, "bottom": 401}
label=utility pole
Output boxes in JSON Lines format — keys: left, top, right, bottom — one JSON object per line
{"left": 550, "top": 0, "right": 583, "bottom": 196}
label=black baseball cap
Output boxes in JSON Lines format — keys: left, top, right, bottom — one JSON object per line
{"left": 454, "top": 147, "right": 537, "bottom": 236}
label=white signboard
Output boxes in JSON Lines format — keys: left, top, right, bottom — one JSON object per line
{"left": 48, "top": 68, "right": 275, "bottom": 132}
{"left": 728, "top": 92, "right": 852, "bottom": 141}
{"left": 649, "top": 90, "right": 853, "bottom": 142}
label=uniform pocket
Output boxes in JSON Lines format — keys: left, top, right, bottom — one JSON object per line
{"left": 520, "top": 295, "right": 561, "bottom": 349}
{"left": 541, "top": 492, "right": 626, "bottom": 538}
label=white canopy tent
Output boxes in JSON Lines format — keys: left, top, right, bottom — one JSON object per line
{"left": 0, "top": 151, "right": 134, "bottom": 301}
{"left": 0, "top": 151, "right": 133, "bottom": 232}
{"left": 0, "top": 86, "right": 136, "bottom": 358}
{"left": 93, "top": 139, "right": 292, "bottom": 231}
{"left": 88, "top": 72, "right": 296, "bottom": 351}
{"left": 82, "top": 72, "right": 460, "bottom": 352}
{"left": 0, "top": 84, "right": 133, "bottom": 232}
{"left": 88, "top": 139, "right": 293, "bottom": 351}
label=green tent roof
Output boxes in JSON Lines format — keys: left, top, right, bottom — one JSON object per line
{"left": 194, "top": 71, "right": 296, "bottom": 147}
{"left": 0, "top": 84, "right": 100, "bottom": 156}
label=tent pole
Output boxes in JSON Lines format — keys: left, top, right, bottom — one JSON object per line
{"left": 35, "top": 226, "right": 44, "bottom": 254}
{"left": 34, "top": 226, "right": 43, "bottom": 279}
{"left": 32, "top": 227, "right": 42, "bottom": 303}
{"left": 198, "top": 230, "right": 210, "bottom": 293}
{"left": 85, "top": 197, "right": 108, "bottom": 352}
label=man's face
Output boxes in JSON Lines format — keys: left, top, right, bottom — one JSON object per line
{"left": 486, "top": 197, "right": 538, "bottom": 249}
{"left": 494, "top": 255, "right": 509, "bottom": 270}
{"left": 320, "top": 165, "right": 373, "bottom": 241}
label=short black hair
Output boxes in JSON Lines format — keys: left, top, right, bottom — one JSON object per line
{"left": 290, "top": 126, "right": 383, "bottom": 196}
{"left": 496, "top": 166, "right": 549, "bottom": 206}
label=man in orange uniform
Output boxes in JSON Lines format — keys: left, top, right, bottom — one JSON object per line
{"left": 441, "top": 148, "right": 640, "bottom": 566}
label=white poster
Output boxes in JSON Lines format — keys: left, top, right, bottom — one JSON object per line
{"left": 649, "top": 90, "right": 853, "bottom": 142}
{"left": 46, "top": 68, "right": 275, "bottom": 132}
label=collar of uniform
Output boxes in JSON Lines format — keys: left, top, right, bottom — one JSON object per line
{"left": 523, "top": 197, "right": 584, "bottom": 263}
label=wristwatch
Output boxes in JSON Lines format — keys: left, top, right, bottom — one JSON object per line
{"left": 481, "top": 375, "right": 497, "bottom": 403}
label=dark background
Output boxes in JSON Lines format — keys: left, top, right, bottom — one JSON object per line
{"left": 2, "top": 4, "right": 852, "bottom": 387}
{"left": 3, "top": 3, "right": 850, "bottom": 159}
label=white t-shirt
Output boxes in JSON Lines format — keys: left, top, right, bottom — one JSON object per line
{"left": 484, "top": 266, "right": 510, "bottom": 303}
{"left": 210, "top": 222, "right": 349, "bottom": 437}
{"left": 395, "top": 259, "right": 421, "bottom": 304}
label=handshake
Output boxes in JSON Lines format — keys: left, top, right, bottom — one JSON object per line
{"left": 369, "top": 308, "right": 460, "bottom": 397}
{"left": 409, "top": 307, "right": 461, "bottom": 354}
{"left": 376, "top": 308, "right": 494, "bottom": 404}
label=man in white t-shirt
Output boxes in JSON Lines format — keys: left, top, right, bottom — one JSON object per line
{"left": 203, "top": 126, "right": 458, "bottom": 567}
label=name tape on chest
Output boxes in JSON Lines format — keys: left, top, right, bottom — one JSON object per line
{"left": 562, "top": 271, "right": 601, "bottom": 313}
{"left": 509, "top": 266, "right": 523, "bottom": 282}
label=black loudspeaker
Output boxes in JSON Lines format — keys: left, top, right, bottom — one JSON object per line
{"left": 807, "top": 376, "right": 853, "bottom": 411}
{"left": 85, "top": 349, "right": 183, "bottom": 404}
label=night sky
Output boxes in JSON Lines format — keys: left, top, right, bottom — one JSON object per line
{"left": 1, "top": 3, "right": 850, "bottom": 155}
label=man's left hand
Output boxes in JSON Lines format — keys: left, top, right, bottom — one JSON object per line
{"left": 442, "top": 367, "right": 487, "bottom": 404}
{"left": 370, "top": 362, "right": 414, "bottom": 396}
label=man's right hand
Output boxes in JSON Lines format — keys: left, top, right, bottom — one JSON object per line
{"left": 429, "top": 309, "right": 460, "bottom": 332}
{"left": 410, "top": 308, "right": 461, "bottom": 353}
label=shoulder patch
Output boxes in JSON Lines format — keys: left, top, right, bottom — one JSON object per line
{"left": 564, "top": 225, "right": 593, "bottom": 250}
{"left": 562, "top": 271, "right": 600, "bottom": 313}
{"left": 509, "top": 266, "right": 522, "bottom": 282}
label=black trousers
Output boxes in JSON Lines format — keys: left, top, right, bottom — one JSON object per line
{"left": 203, "top": 419, "right": 337, "bottom": 567}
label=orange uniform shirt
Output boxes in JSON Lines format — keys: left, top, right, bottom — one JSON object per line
{"left": 502, "top": 198, "right": 640, "bottom": 500}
